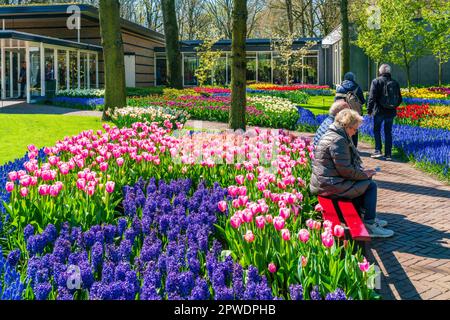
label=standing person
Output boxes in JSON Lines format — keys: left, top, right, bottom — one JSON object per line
{"left": 18, "top": 62, "right": 26, "bottom": 99}
{"left": 310, "top": 109, "right": 394, "bottom": 238}
{"left": 334, "top": 72, "right": 365, "bottom": 147}
{"left": 367, "top": 64, "right": 402, "bottom": 161}
{"left": 313, "top": 100, "right": 350, "bottom": 147}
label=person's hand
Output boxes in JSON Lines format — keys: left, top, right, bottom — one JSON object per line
{"left": 364, "top": 169, "right": 376, "bottom": 178}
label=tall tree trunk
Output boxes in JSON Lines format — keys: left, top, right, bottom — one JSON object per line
{"left": 285, "top": 0, "right": 294, "bottom": 34}
{"left": 161, "top": 0, "right": 183, "bottom": 89}
{"left": 340, "top": 0, "right": 350, "bottom": 78}
{"left": 230, "top": 0, "right": 247, "bottom": 131}
{"left": 438, "top": 56, "right": 442, "bottom": 86}
{"left": 99, "top": 0, "right": 127, "bottom": 121}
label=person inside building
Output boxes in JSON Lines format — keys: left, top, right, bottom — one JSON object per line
{"left": 367, "top": 64, "right": 402, "bottom": 161}
{"left": 18, "top": 62, "right": 26, "bottom": 99}
{"left": 310, "top": 109, "right": 394, "bottom": 238}
{"left": 334, "top": 72, "right": 366, "bottom": 147}
{"left": 313, "top": 100, "right": 350, "bottom": 147}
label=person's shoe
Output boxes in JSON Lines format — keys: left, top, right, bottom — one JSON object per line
{"left": 384, "top": 156, "right": 392, "bottom": 161}
{"left": 375, "top": 218, "right": 388, "bottom": 227}
{"left": 371, "top": 150, "right": 383, "bottom": 158}
{"left": 365, "top": 222, "right": 394, "bottom": 238}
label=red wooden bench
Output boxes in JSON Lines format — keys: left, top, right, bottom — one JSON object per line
{"left": 318, "top": 196, "right": 371, "bottom": 244}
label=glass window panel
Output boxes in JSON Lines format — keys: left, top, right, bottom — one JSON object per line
{"left": 44, "top": 48, "right": 55, "bottom": 96}
{"left": 213, "top": 55, "right": 226, "bottom": 86}
{"left": 272, "top": 54, "right": 286, "bottom": 85}
{"left": 69, "top": 51, "right": 78, "bottom": 89}
{"left": 5, "top": 50, "right": 11, "bottom": 96}
{"left": 246, "top": 53, "right": 256, "bottom": 83}
{"left": 90, "top": 53, "right": 97, "bottom": 88}
{"left": 303, "top": 56, "right": 318, "bottom": 84}
{"left": 29, "top": 47, "right": 41, "bottom": 97}
{"left": 257, "top": 53, "right": 271, "bottom": 83}
{"left": 80, "top": 52, "right": 88, "bottom": 89}
{"left": 58, "top": 50, "right": 67, "bottom": 90}
{"left": 183, "top": 53, "right": 198, "bottom": 86}
{"left": 156, "top": 58, "right": 167, "bottom": 86}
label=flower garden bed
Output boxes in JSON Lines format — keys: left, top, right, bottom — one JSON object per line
{"left": 0, "top": 122, "right": 379, "bottom": 300}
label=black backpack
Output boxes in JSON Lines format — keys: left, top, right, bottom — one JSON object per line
{"left": 380, "top": 79, "right": 400, "bottom": 109}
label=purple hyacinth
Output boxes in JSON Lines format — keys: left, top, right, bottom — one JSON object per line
{"left": 7, "top": 249, "right": 21, "bottom": 267}
{"left": 24, "top": 224, "right": 35, "bottom": 241}
{"left": 289, "top": 284, "right": 304, "bottom": 300}
{"left": 325, "top": 288, "right": 348, "bottom": 300}
{"left": 34, "top": 282, "right": 52, "bottom": 300}
{"left": 310, "top": 286, "right": 322, "bottom": 300}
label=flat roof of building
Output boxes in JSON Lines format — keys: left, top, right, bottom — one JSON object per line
{"left": 155, "top": 38, "right": 323, "bottom": 53}
{"left": 0, "top": 3, "right": 165, "bottom": 42}
{"left": 0, "top": 30, "right": 103, "bottom": 51}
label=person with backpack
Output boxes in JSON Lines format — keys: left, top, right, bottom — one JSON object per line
{"left": 334, "top": 72, "right": 365, "bottom": 147}
{"left": 367, "top": 64, "right": 402, "bottom": 161}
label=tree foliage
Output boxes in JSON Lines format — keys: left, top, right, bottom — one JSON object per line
{"left": 194, "top": 30, "right": 223, "bottom": 86}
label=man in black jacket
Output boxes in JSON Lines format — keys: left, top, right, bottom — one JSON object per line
{"left": 367, "top": 64, "right": 402, "bottom": 161}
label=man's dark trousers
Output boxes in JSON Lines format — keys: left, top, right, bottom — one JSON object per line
{"left": 373, "top": 113, "right": 395, "bottom": 157}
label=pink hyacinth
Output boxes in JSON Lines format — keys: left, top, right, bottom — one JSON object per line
{"left": 218, "top": 201, "right": 227, "bottom": 213}
{"left": 235, "top": 175, "right": 245, "bottom": 185}
{"left": 106, "top": 181, "right": 115, "bottom": 193}
{"left": 279, "top": 207, "right": 290, "bottom": 220}
{"left": 358, "top": 257, "right": 370, "bottom": 272}
{"left": 321, "top": 230, "right": 334, "bottom": 248}
{"left": 255, "top": 215, "right": 265, "bottom": 229}
{"left": 20, "top": 187, "right": 28, "bottom": 197}
{"left": 244, "top": 230, "right": 255, "bottom": 243}
{"left": 268, "top": 263, "right": 277, "bottom": 273}
{"left": 5, "top": 182, "right": 14, "bottom": 192}
{"left": 298, "top": 229, "right": 310, "bottom": 243}
{"left": 230, "top": 214, "right": 241, "bottom": 229}
{"left": 273, "top": 216, "right": 285, "bottom": 231}
{"left": 334, "top": 225, "right": 345, "bottom": 238}
{"left": 281, "top": 228, "right": 291, "bottom": 241}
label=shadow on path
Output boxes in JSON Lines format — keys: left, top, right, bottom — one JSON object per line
{"left": 375, "top": 179, "right": 450, "bottom": 199}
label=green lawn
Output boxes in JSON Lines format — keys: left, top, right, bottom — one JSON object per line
{"left": 300, "top": 95, "right": 335, "bottom": 115}
{"left": 0, "top": 114, "right": 105, "bottom": 165}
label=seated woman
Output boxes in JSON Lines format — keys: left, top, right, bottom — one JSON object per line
{"left": 310, "top": 109, "right": 394, "bottom": 238}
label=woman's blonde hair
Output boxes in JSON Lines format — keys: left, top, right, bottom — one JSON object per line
{"left": 334, "top": 109, "right": 363, "bottom": 129}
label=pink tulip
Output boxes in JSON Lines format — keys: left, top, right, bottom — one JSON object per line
{"left": 20, "top": 187, "right": 28, "bottom": 197}
{"left": 238, "top": 196, "right": 248, "bottom": 207}
{"left": 246, "top": 173, "right": 255, "bottom": 181}
{"left": 242, "top": 209, "right": 253, "bottom": 223}
{"left": 5, "top": 182, "right": 14, "bottom": 192}
{"left": 301, "top": 256, "right": 308, "bottom": 267}
{"left": 230, "top": 214, "right": 242, "bottom": 229}
{"left": 232, "top": 199, "right": 240, "bottom": 209}
{"left": 235, "top": 175, "right": 245, "bottom": 185}
{"left": 77, "top": 171, "right": 86, "bottom": 179}
{"left": 358, "top": 257, "right": 370, "bottom": 272}
{"left": 59, "top": 163, "right": 70, "bottom": 175}
{"left": 244, "top": 230, "right": 255, "bottom": 243}
{"left": 116, "top": 157, "right": 124, "bottom": 166}
{"left": 334, "top": 225, "right": 345, "bottom": 238}
{"left": 277, "top": 181, "right": 286, "bottom": 189}
{"left": 263, "top": 189, "right": 271, "bottom": 199}
{"left": 76, "top": 178, "right": 86, "bottom": 190}
{"left": 99, "top": 162, "right": 109, "bottom": 172}
{"left": 313, "top": 221, "right": 322, "bottom": 230}
{"left": 218, "top": 201, "right": 227, "bottom": 213}
{"left": 227, "top": 186, "right": 239, "bottom": 197}
{"left": 49, "top": 185, "right": 60, "bottom": 197}
{"left": 298, "top": 229, "right": 310, "bottom": 243}
{"left": 306, "top": 219, "right": 315, "bottom": 229}
{"left": 323, "top": 220, "right": 333, "bottom": 230}
{"left": 48, "top": 156, "right": 59, "bottom": 166}
{"left": 257, "top": 181, "right": 266, "bottom": 191}
{"left": 19, "top": 175, "right": 31, "bottom": 187}
{"left": 279, "top": 207, "right": 290, "bottom": 220}
{"left": 86, "top": 186, "right": 95, "bottom": 196}
{"left": 238, "top": 186, "right": 247, "bottom": 196}
{"left": 8, "top": 171, "right": 18, "bottom": 181}
{"left": 281, "top": 228, "right": 291, "bottom": 241}
{"left": 38, "top": 184, "right": 50, "bottom": 196}
{"left": 278, "top": 200, "right": 287, "bottom": 208}
{"left": 27, "top": 144, "right": 37, "bottom": 152}
{"left": 321, "top": 230, "right": 334, "bottom": 248}
{"left": 265, "top": 214, "right": 273, "bottom": 224}
{"left": 105, "top": 181, "right": 115, "bottom": 193}
{"left": 273, "top": 216, "right": 285, "bottom": 231}
{"left": 315, "top": 203, "right": 323, "bottom": 212}
{"left": 268, "top": 263, "right": 277, "bottom": 273}
{"left": 255, "top": 216, "right": 265, "bottom": 229}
